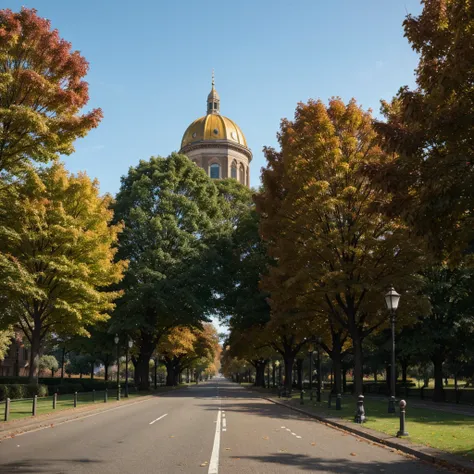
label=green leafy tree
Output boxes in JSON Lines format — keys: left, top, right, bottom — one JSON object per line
{"left": 112, "top": 154, "right": 226, "bottom": 389}
{"left": 0, "top": 163, "right": 126, "bottom": 380}
{"left": 409, "top": 265, "right": 474, "bottom": 401}
{"left": 39, "top": 354, "right": 59, "bottom": 376}
{"left": 372, "top": 0, "right": 474, "bottom": 259}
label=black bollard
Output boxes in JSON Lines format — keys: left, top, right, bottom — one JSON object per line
{"left": 336, "top": 393, "right": 342, "bottom": 410}
{"left": 354, "top": 394, "right": 365, "bottom": 423}
{"left": 92, "top": 389, "right": 96, "bottom": 402}
{"left": 104, "top": 388, "right": 108, "bottom": 403}
{"left": 310, "top": 390, "right": 313, "bottom": 401}
{"left": 300, "top": 390, "right": 305, "bottom": 405}
{"left": 397, "top": 399, "right": 409, "bottom": 437}
{"left": 74, "top": 392, "right": 78, "bottom": 408}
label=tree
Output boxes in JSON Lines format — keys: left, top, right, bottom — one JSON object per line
{"left": 0, "top": 163, "right": 126, "bottom": 380}
{"left": 158, "top": 324, "right": 219, "bottom": 386}
{"left": 256, "top": 98, "right": 426, "bottom": 395}
{"left": 39, "top": 354, "right": 58, "bottom": 376}
{"left": 111, "top": 154, "right": 226, "bottom": 389}
{"left": 409, "top": 265, "right": 474, "bottom": 401}
{"left": 0, "top": 327, "right": 13, "bottom": 360}
{"left": 372, "top": 0, "right": 474, "bottom": 259}
{"left": 0, "top": 7, "right": 102, "bottom": 178}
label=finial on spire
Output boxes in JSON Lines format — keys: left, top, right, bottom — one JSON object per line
{"left": 212, "top": 69, "right": 215, "bottom": 88}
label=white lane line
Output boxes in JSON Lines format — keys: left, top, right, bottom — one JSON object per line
{"left": 291, "top": 432, "right": 296, "bottom": 436}
{"left": 149, "top": 413, "right": 168, "bottom": 425}
{"left": 296, "top": 436, "right": 302, "bottom": 439}
{"left": 208, "top": 409, "right": 221, "bottom": 474}
{"left": 222, "top": 417, "right": 227, "bottom": 432}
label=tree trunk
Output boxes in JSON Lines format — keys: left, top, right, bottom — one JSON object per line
{"left": 296, "top": 359, "right": 303, "bottom": 390}
{"left": 402, "top": 360, "right": 408, "bottom": 385}
{"left": 28, "top": 321, "right": 42, "bottom": 382}
{"left": 432, "top": 354, "right": 445, "bottom": 402}
{"left": 352, "top": 333, "right": 364, "bottom": 395}
{"left": 60, "top": 347, "right": 65, "bottom": 380}
{"left": 254, "top": 361, "right": 266, "bottom": 387}
{"left": 342, "top": 369, "right": 347, "bottom": 393}
{"left": 283, "top": 355, "right": 295, "bottom": 393}
{"left": 90, "top": 362, "right": 94, "bottom": 379}
{"left": 135, "top": 332, "right": 156, "bottom": 390}
{"left": 104, "top": 362, "right": 109, "bottom": 381}
{"left": 374, "top": 371, "right": 377, "bottom": 383}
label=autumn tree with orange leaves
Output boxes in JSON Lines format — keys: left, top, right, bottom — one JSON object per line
{"left": 256, "top": 98, "right": 426, "bottom": 395}
{"left": 0, "top": 8, "right": 102, "bottom": 178}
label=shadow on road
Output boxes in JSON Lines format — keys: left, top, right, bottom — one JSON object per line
{"left": 0, "top": 458, "right": 103, "bottom": 473}
{"left": 232, "top": 453, "right": 443, "bottom": 473}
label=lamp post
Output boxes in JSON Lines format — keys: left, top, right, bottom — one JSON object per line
{"left": 114, "top": 334, "right": 120, "bottom": 401}
{"left": 154, "top": 355, "right": 159, "bottom": 390}
{"left": 308, "top": 349, "right": 313, "bottom": 393}
{"left": 275, "top": 360, "right": 281, "bottom": 386}
{"left": 385, "top": 287, "right": 401, "bottom": 414}
{"left": 316, "top": 337, "right": 322, "bottom": 402}
{"left": 125, "top": 338, "right": 133, "bottom": 397}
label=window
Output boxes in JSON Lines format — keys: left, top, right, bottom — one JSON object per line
{"left": 231, "top": 162, "right": 237, "bottom": 179}
{"left": 210, "top": 163, "right": 220, "bottom": 179}
{"left": 239, "top": 164, "right": 245, "bottom": 184}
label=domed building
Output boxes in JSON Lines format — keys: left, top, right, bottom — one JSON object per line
{"left": 180, "top": 77, "right": 252, "bottom": 187}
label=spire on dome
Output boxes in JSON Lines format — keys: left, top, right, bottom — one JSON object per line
{"left": 207, "top": 70, "right": 220, "bottom": 115}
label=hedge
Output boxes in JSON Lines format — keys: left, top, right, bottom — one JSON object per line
{"left": 0, "top": 383, "right": 48, "bottom": 401}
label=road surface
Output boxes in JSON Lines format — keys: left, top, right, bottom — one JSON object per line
{"left": 0, "top": 378, "right": 449, "bottom": 473}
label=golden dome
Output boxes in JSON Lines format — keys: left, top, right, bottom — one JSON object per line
{"left": 181, "top": 114, "right": 248, "bottom": 149}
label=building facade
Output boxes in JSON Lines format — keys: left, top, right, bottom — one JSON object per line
{"left": 180, "top": 77, "right": 252, "bottom": 187}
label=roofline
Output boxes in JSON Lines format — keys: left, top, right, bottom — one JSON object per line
{"left": 179, "top": 140, "right": 253, "bottom": 162}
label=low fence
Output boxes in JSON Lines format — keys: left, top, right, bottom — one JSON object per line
{"left": 1, "top": 387, "right": 126, "bottom": 422}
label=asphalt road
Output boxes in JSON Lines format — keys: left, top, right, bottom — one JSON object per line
{"left": 0, "top": 378, "right": 449, "bottom": 473}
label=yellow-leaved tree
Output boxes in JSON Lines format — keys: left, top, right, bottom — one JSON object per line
{"left": 0, "top": 163, "right": 126, "bottom": 380}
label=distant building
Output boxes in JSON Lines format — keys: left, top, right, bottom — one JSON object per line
{"left": 0, "top": 331, "right": 29, "bottom": 377}
{"left": 180, "top": 74, "right": 252, "bottom": 186}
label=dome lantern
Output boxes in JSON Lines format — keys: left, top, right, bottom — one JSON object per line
{"left": 207, "top": 70, "right": 220, "bottom": 115}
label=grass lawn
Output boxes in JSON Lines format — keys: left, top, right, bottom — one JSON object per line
{"left": 281, "top": 391, "right": 474, "bottom": 461}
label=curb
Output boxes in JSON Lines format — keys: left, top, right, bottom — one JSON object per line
{"left": 0, "top": 386, "right": 186, "bottom": 440}
{"left": 262, "top": 395, "right": 474, "bottom": 474}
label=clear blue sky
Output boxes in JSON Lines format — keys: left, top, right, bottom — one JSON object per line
{"left": 8, "top": 0, "right": 422, "bottom": 194}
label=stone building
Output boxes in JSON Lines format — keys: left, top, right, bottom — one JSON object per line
{"left": 180, "top": 76, "right": 252, "bottom": 186}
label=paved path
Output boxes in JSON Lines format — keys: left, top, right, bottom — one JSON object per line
{"left": 0, "top": 378, "right": 450, "bottom": 473}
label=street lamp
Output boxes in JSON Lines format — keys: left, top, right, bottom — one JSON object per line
{"left": 308, "top": 348, "right": 314, "bottom": 393}
{"left": 114, "top": 334, "right": 120, "bottom": 400}
{"left": 125, "top": 338, "right": 133, "bottom": 397}
{"left": 385, "top": 286, "right": 401, "bottom": 413}
{"left": 275, "top": 360, "right": 281, "bottom": 386}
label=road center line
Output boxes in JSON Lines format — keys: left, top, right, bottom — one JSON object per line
{"left": 149, "top": 413, "right": 168, "bottom": 425}
{"left": 208, "top": 409, "right": 221, "bottom": 474}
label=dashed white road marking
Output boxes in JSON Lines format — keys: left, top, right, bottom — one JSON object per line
{"left": 222, "top": 417, "right": 227, "bottom": 432}
{"left": 149, "top": 413, "right": 168, "bottom": 425}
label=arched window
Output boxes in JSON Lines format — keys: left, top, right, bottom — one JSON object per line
{"left": 210, "top": 163, "right": 220, "bottom": 179}
{"left": 239, "top": 164, "right": 245, "bottom": 184}
{"left": 231, "top": 162, "right": 237, "bottom": 179}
